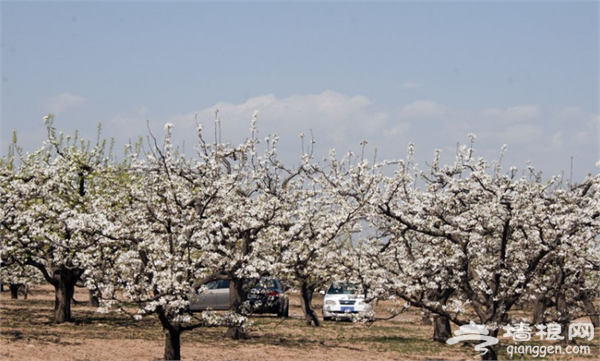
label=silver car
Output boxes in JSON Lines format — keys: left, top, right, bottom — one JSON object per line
{"left": 189, "top": 278, "right": 290, "bottom": 317}
{"left": 189, "top": 279, "right": 230, "bottom": 311}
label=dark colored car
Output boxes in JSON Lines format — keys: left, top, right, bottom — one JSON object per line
{"left": 246, "top": 278, "right": 289, "bottom": 317}
{"left": 189, "top": 277, "right": 289, "bottom": 317}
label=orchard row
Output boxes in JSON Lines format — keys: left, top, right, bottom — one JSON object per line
{"left": 1, "top": 115, "right": 598, "bottom": 360}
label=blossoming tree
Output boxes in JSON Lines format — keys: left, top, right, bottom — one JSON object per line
{"left": 274, "top": 147, "right": 374, "bottom": 326}
{"left": 357, "top": 139, "right": 600, "bottom": 360}
{"left": 1, "top": 116, "right": 114, "bottom": 323}
{"left": 78, "top": 121, "right": 264, "bottom": 359}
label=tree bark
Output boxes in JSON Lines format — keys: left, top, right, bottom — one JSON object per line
{"left": 227, "top": 277, "right": 247, "bottom": 340}
{"left": 532, "top": 295, "right": 548, "bottom": 324}
{"left": 432, "top": 314, "right": 452, "bottom": 342}
{"left": 89, "top": 288, "right": 100, "bottom": 307}
{"left": 429, "top": 288, "right": 453, "bottom": 342}
{"left": 299, "top": 282, "right": 320, "bottom": 326}
{"left": 552, "top": 280, "right": 575, "bottom": 343}
{"left": 226, "top": 325, "right": 246, "bottom": 340}
{"left": 163, "top": 326, "right": 182, "bottom": 361}
{"left": 421, "top": 309, "right": 432, "bottom": 325}
{"left": 156, "top": 307, "right": 184, "bottom": 361}
{"left": 53, "top": 267, "right": 81, "bottom": 323}
{"left": 582, "top": 294, "right": 599, "bottom": 328}
{"left": 481, "top": 328, "right": 499, "bottom": 361}
{"left": 481, "top": 345, "right": 499, "bottom": 361}
{"left": 54, "top": 281, "right": 74, "bottom": 323}
{"left": 9, "top": 284, "right": 20, "bottom": 299}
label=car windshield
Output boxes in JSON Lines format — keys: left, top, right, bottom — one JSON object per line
{"left": 327, "top": 282, "right": 361, "bottom": 295}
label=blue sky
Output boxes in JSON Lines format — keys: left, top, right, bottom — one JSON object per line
{"left": 1, "top": 0, "right": 598, "bottom": 180}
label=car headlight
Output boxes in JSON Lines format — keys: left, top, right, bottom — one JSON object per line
{"left": 325, "top": 300, "right": 337, "bottom": 306}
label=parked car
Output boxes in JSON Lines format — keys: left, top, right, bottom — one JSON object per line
{"left": 322, "top": 281, "right": 373, "bottom": 321}
{"left": 189, "top": 277, "right": 289, "bottom": 317}
{"left": 189, "top": 279, "right": 230, "bottom": 311}
{"left": 246, "top": 278, "right": 289, "bottom": 317}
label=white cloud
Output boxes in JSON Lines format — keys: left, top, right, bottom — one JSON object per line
{"left": 398, "top": 100, "right": 447, "bottom": 119}
{"left": 43, "top": 93, "right": 87, "bottom": 114}
{"left": 573, "top": 114, "right": 599, "bottom": 144}
{"left": 99, "top": 94, "right": 597, "bottom": 180}
{"left": 168, "top": 90, "right": 387, "bottom": 154}
{"left": 384, "top": 122, "right": 411, "bottom": 138}
{"left": 400, "top": 82, "right": 421, "bottom": 89}
{"left": 500, "top": 124, "right": 544, "bottom": 144}
{"left": 551, "top": 132, "right": 564, "bottom": 149}
{"left": 556, "top": 106, "right": 583, "bottom": 119}
{"left": 585, "top": 114, "right": 599, "bottom": 131}
{"left": 480, "top": 104, "right": 540, "bottom": 123}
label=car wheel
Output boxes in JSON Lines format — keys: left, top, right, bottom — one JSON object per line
{"left": 323, "top": 316, "right": 331, "bottom": 321}
{"left": 278, "top": 297, "right": 289, "bottom": 318}
{"left": 283, "top": 298, "right": 289, "bottom": 318}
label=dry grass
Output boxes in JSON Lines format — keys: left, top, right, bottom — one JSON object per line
{"left": 0, "top": 285, "right": 598, "bottom": 360}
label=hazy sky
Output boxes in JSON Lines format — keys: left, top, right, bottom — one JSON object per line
{"left": 1, "top": 0, "right": 598, "bottom": 180}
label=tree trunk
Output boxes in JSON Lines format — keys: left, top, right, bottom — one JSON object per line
{"left": 481, "top": 328, "right": 499, "bottom": 361}
{"left": 163, "top": 326, "right": 182, "bottom": 360}
{"left": 300, "top": 282, "right": 320, "bottom": 326}
{"left": 582, "top": 294, "right": 599, "bottom": 328}
{"left": 481, "top": 345, "right": 499, "bottom": 361}
{"left": 9, "top": 284, "right": 20, "bottom": 299}
{"left": 227, "top": 277, "right": 247, "bottom": 340}
{"left": 429, "top": 288, "right": 453, "bottom": 342}
{"left": 421, "top": 309, "right": 432, "bottom": 325}
{"left": 156, "top": 307, "right": 184, "bottom": 361}
{"left": 53, "top": 267, "right": 80, "bottom": 323}
{"left": 432, "top": 314, "right": 452, "bottom": 342}
{"left": 226, "top": 325, "right": 246, "bottom": 340}
{"left": 554, "top": 287, "right": 574, "bottom": 343}
{"left": 532, "top": 295, "right": 547, "bottom": 324}
{"left": 89, "top": 289, "right": 100, "bottom": 307}
{"left": 54, "top": 281, "right": 74, "bottom": 323}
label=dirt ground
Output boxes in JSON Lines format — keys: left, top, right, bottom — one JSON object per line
{"left": 1, "top": 285, "right": 598, "bottom": 361}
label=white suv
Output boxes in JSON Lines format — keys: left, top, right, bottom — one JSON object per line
{"left": 322, "top": 282, "right": 373, "bottom": 321}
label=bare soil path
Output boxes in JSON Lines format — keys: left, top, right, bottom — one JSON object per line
{"left": 1, "top": 285, "right": 597, "bottom": 360}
